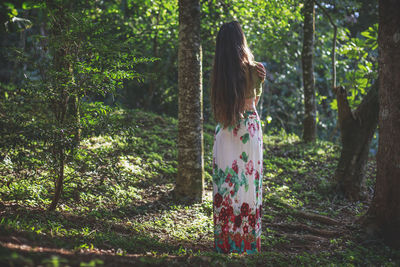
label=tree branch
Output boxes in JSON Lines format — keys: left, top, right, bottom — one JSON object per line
{"left": 315, "top": 1, "right": 337, "bottom": 89}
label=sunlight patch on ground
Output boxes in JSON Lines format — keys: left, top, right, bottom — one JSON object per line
{"left": 118, "top": 155, "right": 145, "bottom": 176}
{"left": 83, "top": 135, "right": 114, "bottom": 150}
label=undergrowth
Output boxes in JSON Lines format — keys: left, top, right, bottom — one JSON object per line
{"left": 0, "top": 104, "right": 399, "bottom": 266}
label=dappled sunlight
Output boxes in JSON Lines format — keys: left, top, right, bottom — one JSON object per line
{"left": 118, "top": 155, "right": 146, "bottom": 176}
{"left": 1, "top": 0, "right": 399, "bottom": 263}
{"left": 83, "top": 135, "right": 114, "bottom": 150}
{"left": 1, "top": 107, "right": 398, "bottom": 266}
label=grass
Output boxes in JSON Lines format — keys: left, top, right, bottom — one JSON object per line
{"left": 1, "top": 104, "right": 399, "bottom": 266}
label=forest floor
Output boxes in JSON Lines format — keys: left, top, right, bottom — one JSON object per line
{"left": 1, "top": 106, "right": 399, "bottom": 266}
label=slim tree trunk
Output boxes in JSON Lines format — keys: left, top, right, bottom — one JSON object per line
{"left": 47, "top": 0, "right": 70, "bottom": 211}
{"left": 49, "top": 145, "right": 65, "bottom": 211}
{"left": 69, "top": 94, "right": 80, "bottom": 145}
{"left": 334, "top": 83, "right": 378, "bottom": 200}
{"left": 364, "top": 0, "right": 400, "bottom": 246}
{"left": 145, "top": 12, "right": 160, "bottom": 110}
{"left": 175, "top": 0, "right": 204, "bottom": 202}
{"left": 302, "top": 0, "right": 316, "bottom": 142}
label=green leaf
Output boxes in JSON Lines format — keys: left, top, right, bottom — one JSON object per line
{"left": 240, "top": 152, "right": 248, "bottom": 163}
{"left": 330, "top": 99, "right": 338, "bottom": 110}
{"left": 240, "top": 133, "right": 249, "bottom": 144}
{"left": 360, "top": 31, "right": 372, "bottom": 39}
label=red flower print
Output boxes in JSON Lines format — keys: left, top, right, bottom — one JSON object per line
{"left": 225, "top": 173, "right": 231, "bottom": 182}
{"left": 219, "top": 207, "right": 229, "bottom": 222}
{"left": 233, "top": 125, "right": 239, "bottom": 136}
{"left": 243, "top": 225, "right": 249, "bottom": 234}
{"left": 214, "top": 193, "right": 223, "bottom": 208}
{"left": 249, "top": 214, "right": 256, "bottom": 228}
{"left": 227, "top": 206, "right": 234, "bottom": 217}
{"left": 255, "top": 170, "right": 259, "bottom": 180}
{"left": 226, "top": 206, "right": 234, "bottom": 223}
{"left": 241, "top": 202, "right": 249, "bottom": 217}
{"left": 245, "top": 160, "right": 254, "bottom": 175}
{"left": 234, "top": 215, "right": 242, "bottom": 228}
{"left": 230, "top": 190, "right": 234, "bottom": 196}
{"left": 229, "top": 182, "right": 233, "bottom": 187}
{"left": 248, "top": 122, "right": 256, "bottom": 137}
{"left": 233, "top": 233, "right": 242, "bottom": 247}
{"left": 222, "top": 195, "right": 232, "bottom": 208}
{"left": 222, "top": 239, "right": 231, "bottom": 253}
{"left": 221, "top": 222, "right": 229, "bottom": 234}
{"left": 244, "top": 238, "right": 252, "bottom": 251}
{"left": 232, "top": 160, "right": 239, "bottom": 174}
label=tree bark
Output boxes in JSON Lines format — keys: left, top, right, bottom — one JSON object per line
{"left": 175, "top": 0, "right": 204, "bottom": 202}
{"left": 302, "top": 0, "right": 317, "bottom": 142}
{"left": 334, "top": 83, "right": 378, "bottom": 201}
{"left": 48, "top": 146, "right": 65, "bottom": 211}
{"left": 46, "top": 0, "right": 69, "bottom": 211}
{"left": 364, "top": 0, "right": 400, "bottom": 247}
{"left": 145, "top": 11, "right": 160, "bottom": 110}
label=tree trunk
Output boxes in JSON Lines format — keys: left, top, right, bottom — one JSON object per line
{"left": 46, "top": 0, "right": 69, "bottom": 211}
{"left": 145, "top": 12, "right": 160, "bottom": 110}
{"left": 301, "top": 0, "right": 317, "bottom": 142}
{"left": 69, "top": 94, "right": 80, "bottom": 145}
{"left": 48, "top": 146, "right": 65, "bottom": 211}
{"left": 334, "top": 83, "right": 378, "bottom": 201}
{"left": 175, "top": 0, "right": 204, "bottom": 202}
{"left": 364, "top": 0, "right": 400, "bottom": 247}
{"left": 68, "top": 62, "right": 81, "bottom": 146}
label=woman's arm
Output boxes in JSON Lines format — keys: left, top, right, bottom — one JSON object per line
{"left": 255, "top": 62, "right": 266, "bottom": 81}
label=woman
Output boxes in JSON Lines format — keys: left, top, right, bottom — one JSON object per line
{"left": 211, "top": 21, "right": 265, "bottom": 254}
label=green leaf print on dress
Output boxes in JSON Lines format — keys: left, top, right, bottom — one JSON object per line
{"left": 240, "top": 171, "right": 249, "bottom": 192}
{"left": 240, "top": 133, "right": 250, "bottom": 144}
{"left": 212, "top": 110, "right": 263, "bottom": 254}
{"left": 240, "top": 152, "right": 248, "bottom": 162}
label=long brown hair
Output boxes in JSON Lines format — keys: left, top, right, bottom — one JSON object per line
{"left": 211, "top": 21, "right": 254, "bottom": 128}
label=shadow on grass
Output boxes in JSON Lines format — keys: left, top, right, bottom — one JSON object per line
{"left": 0, "top": 203, "right": 177, "bottom": 255}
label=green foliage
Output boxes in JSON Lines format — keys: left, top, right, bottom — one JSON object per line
{"left": 1, "top": 108, "right": 399, "bottom": 266}
{"left": 334, "top": 24, "right": 378, "bottom": 109}
{"left": 0, "top": 0, "right": 390, "bottom": 265}
{"left": 1, "top": 0, "right": 379, "bottom": 141}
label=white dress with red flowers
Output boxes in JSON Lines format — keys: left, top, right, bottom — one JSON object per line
{"left": 212, "top": 110, "right": 263, "bottom": 254}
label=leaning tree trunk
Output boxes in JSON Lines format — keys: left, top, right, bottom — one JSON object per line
{"left": 175, "top": 0, "right": 204, "bottom": 202}
{"left": 334, "top": 83, "right": 378, "bottom": 201}
{"left": 301, "top": 0, "right": 317, "bottom": 142}
{"left": 364, "top": 0, "right": 400, "bottom": 246}
{"left": 315, "top": 2, "right": 379, "bottom": 201}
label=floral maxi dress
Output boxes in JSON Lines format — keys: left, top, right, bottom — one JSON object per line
{"left": 212, "top": 110, "right": 263, "bottom": 254}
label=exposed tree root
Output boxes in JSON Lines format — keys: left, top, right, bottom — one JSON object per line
{"left": 293, "top": 210, "right": 341, "bottom": 225}
{"left": 276, "top": 202, "right": 341, "bottom": 225}
{"left": 276, "top": 232, "right": 327, "bottom": 242}
{"left": 266, "top": 222, "right": 340, "bottom": 238}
